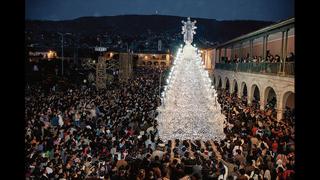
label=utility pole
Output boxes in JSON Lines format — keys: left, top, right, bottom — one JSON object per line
{"left": 58, "top": 32, "right": 71, "bottom": 76}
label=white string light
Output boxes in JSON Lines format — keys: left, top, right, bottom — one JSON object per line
{"left": 156, "top": 44, "right": 226, "bottom": 141}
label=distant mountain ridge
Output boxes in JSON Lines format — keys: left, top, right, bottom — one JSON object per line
{"left": 25, "top": 14, "right": 274, "bottom": 44}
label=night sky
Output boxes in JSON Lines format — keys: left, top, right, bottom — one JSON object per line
{"left": 26, "top": 0, "right": 294, "bottom": 21}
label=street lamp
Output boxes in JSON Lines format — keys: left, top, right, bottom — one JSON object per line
{"left": 57, "top": 32, "right": 71, "bottom": 76}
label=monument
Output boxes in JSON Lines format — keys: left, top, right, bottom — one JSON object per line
{"left": 156, "top": 17, "right": 226, "bottom": 141}
{"left": 119, "top": 52, "right": 133, "bottom": 82}
{"left": 96, "top": 56, "right": 107, "bottom": 89}
{"left": 181, "top": 17, "right": 197, "bottom": 45}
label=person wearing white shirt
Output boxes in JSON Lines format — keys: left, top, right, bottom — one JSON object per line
{"left": 232, "top": 145, "right": 243, "bottom": 157}
{"left": 58, "top": 113, "right": 64, "bottom": 127}
{"left": 218, "top": 164, "right": 228, "bottom": 180}
{"left": 250, "top": 168, "right": 262, "bottom": 180}
{"left": 145, "top": 138, "right": 155, "bottom": 150}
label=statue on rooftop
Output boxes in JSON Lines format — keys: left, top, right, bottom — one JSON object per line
{"left": 181, "top": 17, "right": 197, "bottom": 45}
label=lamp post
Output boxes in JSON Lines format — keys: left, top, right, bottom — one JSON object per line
{"left": 57, "top": 32, "right": 71, "bottom": 76}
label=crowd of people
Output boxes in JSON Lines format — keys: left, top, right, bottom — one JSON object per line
{"left": 25, "top": 67, "right": 163, "bottom": 179}
{"left": 222, "top": 52, "right": 295, "bottom": 64}
{"left": 216, "top": 89, "right": 295, "bottom": 180}
{"left": 25, "top": 65, "right": 295, "bottom": 179}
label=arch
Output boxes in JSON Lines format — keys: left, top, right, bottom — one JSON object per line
{"left": 282, "top": 91, "right": 295, "bottom": 110}
{"left": 240, "top": 82, "right": 248, "bottom": 97}
{"left": 225, "top": 77, "right": 230, "bottom": 92}
{"left": 147, "top": 61, "right": 152, "bottom": 66}
{"left": 251, "top": 84, "right": 261, "bottom": 103}
{"left": 233, "top": 79, "right": 238, "bottom": 95}
{"left": 154, "top": 61, "right": 159, "bottom": 66}
{"left": 264, "top": 86, "right": 277, "bottom": 109}
{"left": 218, "top": 76, "right": 222, "bottom": 89}
{"left": 160, "top": 62, "right": 166, "bottom": 66}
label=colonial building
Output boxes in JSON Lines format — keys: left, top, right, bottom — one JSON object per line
{"left": 102, "top": 50, "right": 172, "bottom": 67}
{"left": 199, "top": 48, "right": 214, "bottom": 70}
{"left": 211, "top": 18, "right": 295, "bottom": 121}
{"left": 136, "top": 51, "right": 171, "bottom": 67}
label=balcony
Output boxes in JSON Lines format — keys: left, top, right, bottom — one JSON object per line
{"left": 215, "top": 62, "right": 294, "bottom": 77}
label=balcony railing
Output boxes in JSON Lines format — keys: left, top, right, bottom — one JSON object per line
{"left": 215, "top": 62, "right": 294, "bottom": 76}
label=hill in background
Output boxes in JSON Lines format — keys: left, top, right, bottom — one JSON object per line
{"left": 26, "top": 15, "right": 273, "bottom": 43}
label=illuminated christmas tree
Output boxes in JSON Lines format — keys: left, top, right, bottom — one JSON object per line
{"left": 156, "top": 17, "right": 226, "bottom": 141}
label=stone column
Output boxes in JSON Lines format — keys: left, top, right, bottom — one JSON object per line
{"left": 215, "top": 49, "right": 219, "bottom": 63}
{"left": 282, "top": 29, "right": 289, "bottom": 74}
{"left": 249, "top": 40, "right": 253, "bottom": 60}
{"left": 277, "top": 108, "right": 284, "bottom": 121}
{"left": 281, "top": 31, "right": 285, "bottom": 62}
{"left": 224, "top": 47, "right": 227, "bottom": 61}
{"left": 265, "top": 35, "right": 269, "bottom": 58}
{"left": 247, "top": 84, "right": 252, "bottom": 105}
{"left": 260, "top": 92, "right": 265, "bottom": 110}
{"left": 222, "top": 77, "right": 226, "bottom": 89}
{"left": 276, "top": 93, "right": 284, "bottom": 121}
{"left": 230, "top": 81, "right": 234, "bottom": 94}
{"left": 239, "top": 43, "right": 243, "bottom": 59}
{"left": 279, "top": 31, "right": 285, "bottom": 74}
{"left": 231, "top": 45, "right": 234, "bottom": 61}
{"left": 262, "top": 36, "right": 266, "bottom": 60}
{"left": 247, "top": 97, "right": 252, "bottom": 105}
{"left": 238, "top": 82, "right": 243, "bottom": 99}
